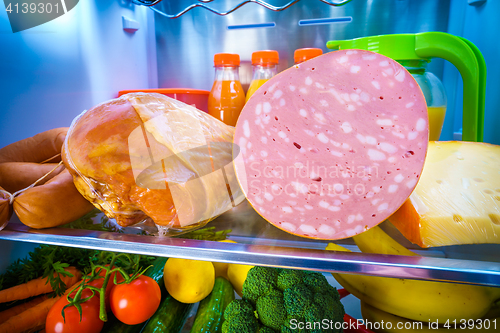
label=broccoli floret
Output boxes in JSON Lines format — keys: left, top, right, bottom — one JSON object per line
{"left": 303, "top": 304, "right": 332, "bottom": 333}
{"left": 314, "top": 290, "right": 345, "bottom": 324}
{"left": 313, "top": 293, "right": 345, "bottom": 332}
{"left": 239, "top": 267, "right": 344, "bottom": 333}
{"left": 256, "top": 288, "right": 286, "bottom": 330}
{"left": 258, "top": 326, "right": 277, "bottom": 333}
{"left": 313, "top": 292, "right": 336, "bottom": 311}
{"left": 283, "top": 284, "right": 313, "bottom": 317}
{"left": 284, "top": 314, "right": 306, "bottom": 333}
{"left": 302, "top": 271, "right": 331, "bottom": 293}
{"left": 303, "top": 303, "right": 323, "bottom": 323}
{"left": 242, "top": 266, "right": 278, "bottom": 304}
{"left": 281, "top": 321, "right": 307, "bottom": 333}
{"left": 222, "top": 315, "right": 259, "bottom": 333}
{"left": 277, "top": 269, "right": 304, "bottom": 291}
{"left": 222, "top": 299, "right": 259, "bottom": 333}
{"left": 224, "top": 299, "right": 256, "bottom": 321}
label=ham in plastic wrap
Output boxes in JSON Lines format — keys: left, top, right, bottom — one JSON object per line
{"left": 62, "top": 93, "right": 244, "bottom": 235}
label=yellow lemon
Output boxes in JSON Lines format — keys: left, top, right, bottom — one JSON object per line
{"left": 227, "top": 263, "right": 254, "bottom": 297}
{"left": 212, "top": 240, "right": 237, "bottom": 279}
{"left": 163, "top": 258, "right": 215, "bottom": 303}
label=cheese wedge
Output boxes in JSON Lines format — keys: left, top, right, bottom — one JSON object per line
{"left": 389, "top": 141, "right": 500, "bottom": 247}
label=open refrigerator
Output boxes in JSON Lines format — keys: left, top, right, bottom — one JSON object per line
{"left": 1, "top": 0, "right": 500, "bottom": 331}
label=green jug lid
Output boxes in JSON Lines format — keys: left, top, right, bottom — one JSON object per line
{"left": 327, "top": 34, "right": 428, "bottom": 61}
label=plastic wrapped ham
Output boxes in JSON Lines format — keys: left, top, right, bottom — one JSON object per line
{"left": 62, "top": 93, "right": 244, "bottom": 235}
{"left": 233, "top": 50, "right": 429, "bottom": 240}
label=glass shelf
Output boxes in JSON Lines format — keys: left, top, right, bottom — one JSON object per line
{"left": 1, "top": 200, "right": 499, "bottom": 287}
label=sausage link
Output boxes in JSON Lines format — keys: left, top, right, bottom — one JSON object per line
{"left": 13, "top": 169, "right": 95, "bottom": 229}
{"left": 0, "top": 162, "right": 64, "bottom": 193}
{"left": 0, "top": 128, "right": 68, "bottom": 163}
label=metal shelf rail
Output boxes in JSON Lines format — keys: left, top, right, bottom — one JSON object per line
{"left": 131, "top": 0, "right": 353, "bottom": 19}
{"left": 1, "top": 223, "right": 499, "bottom": 287}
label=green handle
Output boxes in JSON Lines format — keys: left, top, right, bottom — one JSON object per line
{"left": 414, "top": 32, "right": 485, "bottom": 142}
{"left": 459, "top": 36, "right": 486, "bottom": 142}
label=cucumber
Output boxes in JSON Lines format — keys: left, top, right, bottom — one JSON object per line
{"left": 140, "top": 295, "right": 194, "bottom": 333}
{"left": 144, "top": 257, "right": 169, "bottom": 286}
{"left": 103, "top": 257, "right": 168, "bottom": 333}
{"left": 190, "top": 277, "right": 235, "bottom": 333}
{"left": 102, "top": 313, "right": 144, "bottom": 333}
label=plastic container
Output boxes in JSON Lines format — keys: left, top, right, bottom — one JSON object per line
{"left": 245, "top": 50, "right": 279, "bottom": 102}
{"left": 294, "top": 48, "right": 323, "bottom": 64}
{"left": 207, "top": 53, "right": 246, "bottom": 126}
{"left": 118, "top": 88, "right": 210, "bottom": 113}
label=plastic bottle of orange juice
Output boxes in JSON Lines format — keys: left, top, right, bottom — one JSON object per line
{"left": 208, "top": 53, "right": 246, "bottom": 126}
{"left": 245, "top": 50, "right": 279, "bottom": 102}
{"left": 294, "top": 48, "right": 323, "bottom": 64}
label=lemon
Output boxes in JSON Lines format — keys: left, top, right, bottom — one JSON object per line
{"left": 212, "top": 240, "right": 237, "bottom": 279}
{"left": 163, "top": 258, "right": 215, "bottom": 303}
{"left": 227, "top": 263, "right": 254, "bottom": 297}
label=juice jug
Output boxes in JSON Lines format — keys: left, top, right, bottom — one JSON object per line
{"left": 327, "top": 32, "right": 485, "bottom": 142}
{"left": 400, "top": 59, "right": 447, "bottom": 141}
{"left": 208, "top": 53, "right": 246, "bottom": 126}
{"left": 294, "top": 48, "right": 323, "bottom": 64}
{"left": 245, "top": 50, "right": 279, "bottom": 102}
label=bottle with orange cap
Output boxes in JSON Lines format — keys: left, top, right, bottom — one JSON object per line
{"left": 245, "top": 50, "right": 279, "bottom": 102}
{"left": 294, "top": 48, "right": 323, "bottom": 64}
{"left": 208, "top": 53, "right": 246, "bottom": 126}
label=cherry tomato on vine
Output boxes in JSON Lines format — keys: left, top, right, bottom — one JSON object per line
{"left": 45, "top": 288, "right": 103, "bottom": 333}
{"left": 87, "top": 266, "right": 125, "bottom": 311}
{"left": 93, "top": 265, "right": 125, "bottom": 288}
{"left": 110, "top": 275, "right": 161, "bottom": 325}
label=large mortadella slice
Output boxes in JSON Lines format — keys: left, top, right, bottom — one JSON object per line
{"left": 233, "top": 50, "right": 429, "bottom": 240}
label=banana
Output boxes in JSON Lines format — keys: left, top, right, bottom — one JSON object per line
{"left": 360, "top": 301, "right": 500, "bottom": 333}
{"left": 326, "top": 226, "right": 500, "bottom": 323}
{"left": 352, "top": 225, "right": 418, "bottom": 257}
{"left": 213, "top": 240, "right": 237, "bottom": 279}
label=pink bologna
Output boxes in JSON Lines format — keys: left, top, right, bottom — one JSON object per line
{"left": 233, "top": 49, "right": 429, "bottom": 240}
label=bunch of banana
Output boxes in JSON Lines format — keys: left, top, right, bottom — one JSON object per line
{"left": 326, "top": 226, "right": 500, "bottom": 324}
{"left": 361, "top": 301, "right": 499, "bottom": 332}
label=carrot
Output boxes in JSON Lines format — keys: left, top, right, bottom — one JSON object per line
{"left": 25, "top": 324, "right": 45, "bottom": 333}
{"left": 0, "top": 281, "right": 81, "bottom": 333}
{"left": 0, "top": 266, "right": 81, "bottom": 304}
{"left": 0, "top": 294, "right": 49, "bottom": 324}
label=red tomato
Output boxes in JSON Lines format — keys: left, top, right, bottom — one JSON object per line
{"left": 45, "top": 288, "right": 103, "bottom": 333}
{"left": 110, "top": 275, "right": 161, "bottom": 325}
{"left": 87, "top": 267, "right": 125, "bottom": 311}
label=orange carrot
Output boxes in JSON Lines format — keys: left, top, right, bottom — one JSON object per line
{"left": 0, "top": 267, "right": 81, "bottom": 304}
{"left": 0, "top": 294, "right": 49, "bottom": 324}
{"left": 0, "top": 281, "right": 81, "bottom": 333}
{"left": 25, "top": 324, "right": 45, "bottom": 333}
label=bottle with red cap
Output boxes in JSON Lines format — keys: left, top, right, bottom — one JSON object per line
{"left": 208, "top": 53, "right": 246, "bottom": 126}
{"left": 294, "top": 48, "right": 323, "bottom": 64}
{"left": 245, "top": 50, "right": 279, "bottom": 102}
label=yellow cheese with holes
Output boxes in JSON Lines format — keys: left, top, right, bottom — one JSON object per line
{"left": 389, "top": 141, "right": 500, "bottom": 247}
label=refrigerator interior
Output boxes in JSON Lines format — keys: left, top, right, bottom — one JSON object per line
{"left": 2, "top": 0, "right": 500, "bottom": 149}
{"left": 1, "top": 0, "right": 500, "bottom": 324}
